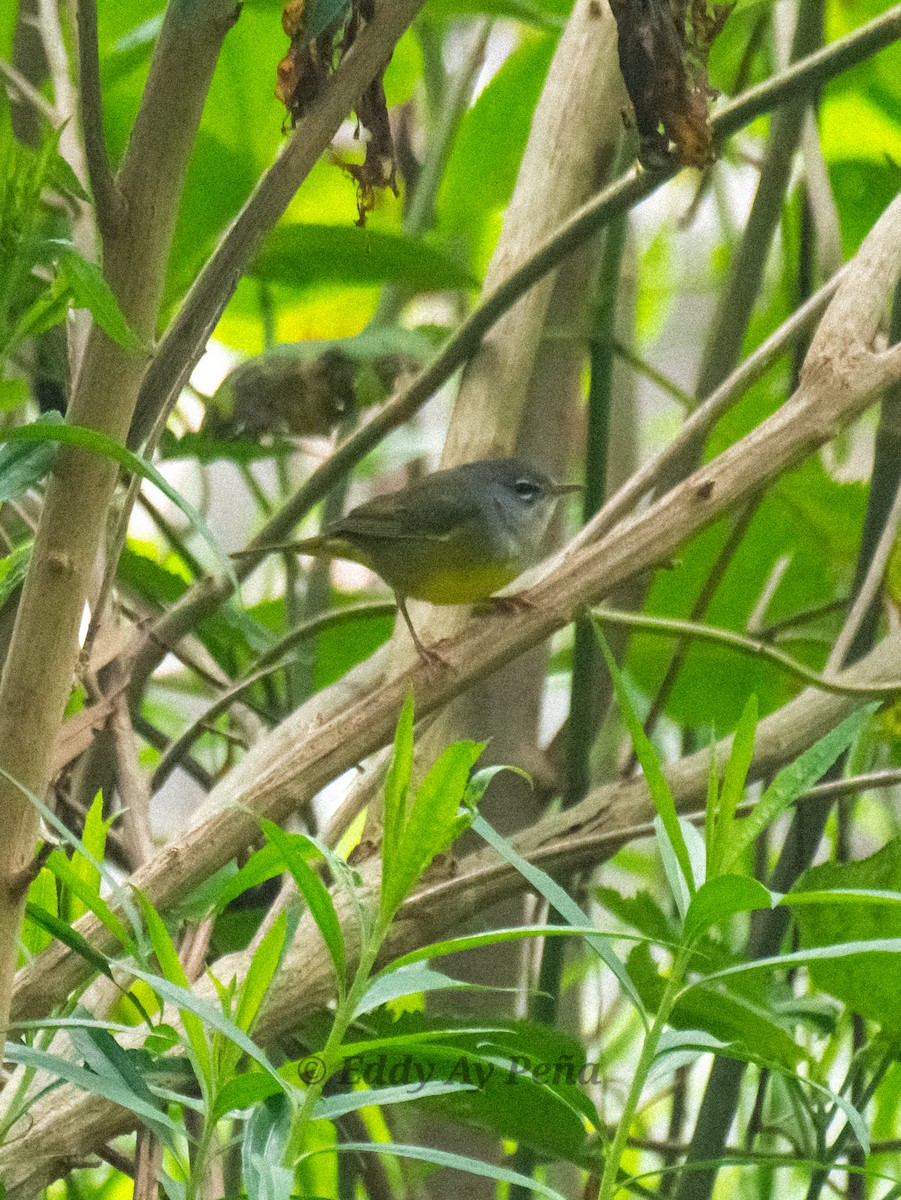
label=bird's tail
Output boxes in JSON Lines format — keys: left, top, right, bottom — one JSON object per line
{"left": 231, "top": 535, "right": 331, "bottom": 561}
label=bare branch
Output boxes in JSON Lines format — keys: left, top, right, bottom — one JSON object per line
{"left": 592, "top": 605, "right": 901, "bottom": 698}
{"left": 75, "top": 0, "right": 120, "bottom": 236}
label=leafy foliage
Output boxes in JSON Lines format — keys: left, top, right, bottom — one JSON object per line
{"left": 2, "top": 1, "right": 901, "bottom": 1198}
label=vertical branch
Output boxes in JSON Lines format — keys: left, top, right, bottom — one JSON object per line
{"left": 75, "top": 0, "right": 120, "bottom": 237}
{"left": 694, "top": 0, "right": 826, "bottom": 401}
{"left": 0, "top": 0, "right": 239, "bottom": 1042}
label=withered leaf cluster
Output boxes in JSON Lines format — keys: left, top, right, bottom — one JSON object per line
{"left": 276, "top": 0, "right": 397, "bottom": 224}
{"left": 608, "top": 0, "right": 733, "bottom": 169}
{"left": 203, "top": 340, "right": 421, "bottom": 441}
{"left": 205, "top": 346, "right": 358, "bottom": 440}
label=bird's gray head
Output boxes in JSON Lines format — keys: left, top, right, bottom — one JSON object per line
{"left": 467, "top": 458, "right": 581, "bottom": 562}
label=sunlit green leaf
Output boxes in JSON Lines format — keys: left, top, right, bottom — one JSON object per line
{"left": 684, "top": 874, "right": 774, "bottom": 940}
{"left": 251, "top": 225, "right": 476, "bottom": 293}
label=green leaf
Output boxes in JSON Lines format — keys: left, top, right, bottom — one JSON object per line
{"left": 709, "top": 693, "right": 757, "bottom": 878}
{"left": 68, "top": 1015, "right": 162, "bottom": 1120}
{"left": 471, "top": 811, "right": 647, "bottom": 1021}
{"left": 213, "top": 843, "right": 285, "bottom": 913}
{"left": 438, "top": 32, "right": 557, "bottom": 243}
{"left": 125, "top": 964, "right": 289, "bottom": 1095}
{"left": 49, "top": 153, "right": 91, "bottom": 203}
{"left": 242, "top": 1094, "right": 294, "bottom": 1200}
{"left": 303, "top": 1141, "right": 568, "bottom": 1199}
{"left": 690, "top": 939, "right": 901, "bottom": 990}
{"left": 655, "top": 816, "right": 693, "bottom": 919}
{"left": 3, "top": 1042, "right": 180, "bottom": 1144}
{"left": 0, "top": 412, "right": 65, "bottom": 502}
{"left": 0, "top": 764, "right": 144, "bottom": 947}
{"left": 378, "top": 924, "right": 648, "bottom": 981}
{"left": 212, "top": 1072, "right": 285, "bottom": 1121}
{"left": 46, "top": 848, "right": 133, "bottom": 950}
{"left": 235, "top": 910, "right": 288, "bottom": 1034}
{"left": 595, "top": 627, "right": 696, "bottom": 904}
{"left": 355, "top": 964, "right": 485, "bottom": 1016}
{"left": 6, "top": 283, "right": 71, "bottom": 348}
{"left": 21, "top": 866, "right": 57, "bottom": 956}
{"left": 723, "top": 704, "right": 878, "bottom": 871}
{"left": 381, "top": 735, "right": 483, "bottom": 919}
{"left": 67, "top": 792, "right": 115, "bottom": 908}
{"left": 132, "top": 889, "right": 189, "bottom": 988}
{"left": 629, "top": 944, "right": 805, "bottom": 1069}
{"left": 0, "top": 541, "right": 31, "bottom": 608}
{"left": 133, "top": 889, "right": 212, "bottom": 1090}
{"left": 594, "top": 886, "right": 678, "bottom": 945}
{"left": 261, "top": 820, "right": 344, "bottom": 988}
{"left": 0, "top": 422, "right": 237, "bottom": 589}
{"left": 250, "top": 224, "right": 476, "bottom": 293}
{"left": 381, "top": 693, "right": 415, "bottom": 919}
{"left": 23, "top": 901, "right": 114, "bottom": 979}
{"left": 463, "top": 764, "right": 531, "bottom": 811}
{"left": 684, "top": 875, "right": 774, "bottom": 940}
{"left": 789, "top": 840, "right": 901, "bottom": 1031}
{"left": 314, "top": 1080, "right": 476, "bottom": 1120}
{"left": 51, "top": 242, "right": 147, "bottom": 352}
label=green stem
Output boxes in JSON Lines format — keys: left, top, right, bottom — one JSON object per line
{"left": 185, "top": 1120, "right": 216, "bottom": 1200}
{"left": 285, "top": 928, "right": 385, "bottom": 1162}
{"left": 598, "top": 946, "right": 691, "bottom": 1200}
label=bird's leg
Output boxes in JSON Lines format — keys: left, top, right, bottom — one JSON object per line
{"left": 397, "top": 595, "right": 449, "bottom": 667}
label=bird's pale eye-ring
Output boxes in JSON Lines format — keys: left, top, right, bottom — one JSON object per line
{"left": 514, "top": 478, "right": 541, "bottom": 502}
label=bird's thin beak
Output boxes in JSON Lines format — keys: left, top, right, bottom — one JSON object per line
{"left": 552, "top": 482, "right": 584, "bottom": 496}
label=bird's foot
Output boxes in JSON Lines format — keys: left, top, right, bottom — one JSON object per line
{"left": 412, "top": 636, "right": 455, "bottom": 671}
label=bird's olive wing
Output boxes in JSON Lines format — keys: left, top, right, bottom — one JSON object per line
{"left": 329, "top": 476, "right": 479, "bottom": 543}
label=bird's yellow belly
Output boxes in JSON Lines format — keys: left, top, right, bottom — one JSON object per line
{"left": 406, "top": 560, "right": 520, "bottom": 605}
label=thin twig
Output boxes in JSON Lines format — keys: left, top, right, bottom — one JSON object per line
{"left": 567, "top": 269, "right": 846, "bottom": 557}
{"left": 151, "top": 658, "right": 288, "bottom": 792}
{"left": 0, "top": 58, "right": 58, "bottom": 124}
{"left": 593, "top": 606, "right": 901, "bottom": 698}
{"left": 826, "top": 478, "right": 901, "bottom": 671}
{"left": 133, "top": 715, "right": 214, "bottom": 792}
{"left": 611, "top": 337, "right": 695, "bottom": 410}
{"left": 624, "top": 501, "right": 759, "bottom": 773}
{"left": 695, "top": 0, "right": 826, "bottom": 400}
{"left": 109, "top": 693, "right": 155, "bottom": 867}
{"left": 128, "top": 0, "right": 430, "bottom": 448}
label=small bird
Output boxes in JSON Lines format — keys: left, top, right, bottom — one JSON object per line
{"left": 236, "top": 457, "right": 580, "bottom": 662}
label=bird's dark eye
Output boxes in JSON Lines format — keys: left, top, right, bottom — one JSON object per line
{"left": 514, "top": 478, "right": 540, "bottom": 502}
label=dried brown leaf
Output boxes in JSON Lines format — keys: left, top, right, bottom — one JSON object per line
{"left": 275, "top": 0, "right": 397, "bottom": 222}
{"left": 608, "top": 0, "right": 733, "bottom": 169}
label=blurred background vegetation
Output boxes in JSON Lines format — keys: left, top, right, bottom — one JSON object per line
{"left": 3, "top": 0, "right": 901, "bottom": 1197}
